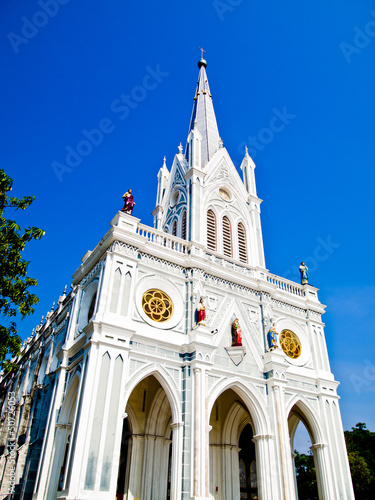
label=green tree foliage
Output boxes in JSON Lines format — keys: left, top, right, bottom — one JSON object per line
{"left": 0, "top": 169, "right": 44, "bottom": 372}
{"left": 295, "top": 424, "right": 375, "bottom": 499}
{"left": 294, "top": 450, "right": 318, "bottom": 500}
{"left": 345, "top": 423, "right": 375, "bottom": 499}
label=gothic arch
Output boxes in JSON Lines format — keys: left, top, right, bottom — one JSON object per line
{"left": 47, "top": 372, "right": 80, "bottom": 497}
{"left": 124, "top": 400, "right": 139, "bottom": 434}
{"left": 123, "top": 363, "right": 182, "bottom": 427}
{"left": 77, "top": 278, "right": 99, "bottom": 331}
{"left": 221, "top": 400, "right": 253, "bottom": 445}
{"left": 237, "top": 221, "right": 248, "bottom": 263}
{"left": 286, "top": 396, "right": 323, "bottom": 446}
{"left": 59, "top": 372, "right": 80, "bottom": 424}
{"left": 145, "top": 386, "right": 173, "bottom": 437}
{"left": 287, "top": 397, "right": 328, "bottom": 500}
{"left": 222, "top": 214, "right": 233, "bottom": 257}
{"left": 118, "top": 367, "right": 182, "bottom": 500}
{"left": 181, "top": 210, "right": 187, "bottom": 239}
{"left": 206, "top": 207, "right": 218, "bottom": 251}
{"left": 209, "top": 387, "right": 261, "bottom": 499}
{"left": 208, "top": 378, "right": 270, "bottom": 437}
{"left": 171, "top": 218, "right": 177, "bottom": 236}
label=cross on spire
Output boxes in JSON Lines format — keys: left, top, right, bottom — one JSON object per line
{"left": 198, "top": 47, "right": 206, "bottom": 59}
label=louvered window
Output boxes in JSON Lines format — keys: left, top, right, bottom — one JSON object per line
{"left": 207, "top": 210, "right": 216, "bottom": 251}
{"left": 182, "top": 211, "right": 187, "bottom": 240}
{"left": 222, "top": 216, "right": 232, "bottom": 257}
{"left": 172, "top": 220, "right": 177, "bottom": 236}
{"left": 238, "top": 223, "right": 247, "bottom": 263}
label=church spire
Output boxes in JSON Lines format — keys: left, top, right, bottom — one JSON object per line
{"left": 185, "top": 53, "right": 221, "bottom": 167}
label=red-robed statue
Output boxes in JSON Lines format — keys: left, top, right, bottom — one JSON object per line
{"left": 197, "top": 298, "right": 206, "bottom": 325}
{"left": 121, "top": 188, "right": 135, "bottom": 215}
{"left": 232, "top": 318, "right": 243, "bottom": 346}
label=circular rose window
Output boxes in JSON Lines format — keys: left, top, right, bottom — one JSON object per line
{"left": 142, "top": 289, "right": 173, "bottom": 323}
{"left": 280, "top": 329, "right": 301, "bottom": 359}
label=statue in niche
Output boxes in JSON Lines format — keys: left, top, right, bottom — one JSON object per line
{"left": 232, "top": 318, "right": 243, "bottom": 346}
{"left": 299, "top": 261, "right": 308, "bottom": 285}
{"left": 267, "top": 322, "right": 279, "bottom": 351}
{"left": 197, "top": 298, "right": 206, "bottom": 326}
{"left": 121, "top": 188, "right": 135, "bottom": 214}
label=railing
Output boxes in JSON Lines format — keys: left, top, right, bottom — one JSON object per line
{"left": 136, "top": 223, "right": 190, "bottom": 255}
{"left": 122, "top": 217, "right": 307, "bottom": 299}
{"left": 203, "top": 250, "right": 255, "bottom": 277}
{"left": 266, "top": 273, "right": 304, "bottom": 297}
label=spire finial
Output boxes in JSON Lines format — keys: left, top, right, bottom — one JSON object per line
{"left": 178, "top": 143, "right": 183, "bottom": 154}
{"left": 198, "top": 47, "right": 207, "bottom": 68}
{"left": 198, "top": 47, "right": 206, "bottom": 59}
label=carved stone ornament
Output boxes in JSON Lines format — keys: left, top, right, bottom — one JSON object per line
{"left": 225, "top": 345, "right": 246, "bottom": 366}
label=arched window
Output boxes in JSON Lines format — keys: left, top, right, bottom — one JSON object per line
{"left": 87, "top": 292, "right": 97, "bottom": 322}
{"left": 207, "top": 210, "right": 216, "bottom": 251}
{"left": 181, "top": 211, "right": 187, "bottom": 240}
{"left": 238, "top": 223, "right": 247, "bottom": 263}
{"left": 222, "top": 216, "right": 232, "bottom": 257}
{"left": 172, "top": 220, "right": 177, "bottom": 237}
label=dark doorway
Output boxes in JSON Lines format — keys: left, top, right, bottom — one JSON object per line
{"left": 238, "top": 424, "right": 258, "bottom": 499}
{"left": 116, "top": 419, "right": 130, "bottom": 500}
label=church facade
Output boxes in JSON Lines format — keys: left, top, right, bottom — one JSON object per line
{"left": 0, "top": 57, "right": 354, "bottom": 500}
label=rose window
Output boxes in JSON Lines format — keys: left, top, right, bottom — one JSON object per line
{"left": 142, "top": 289, "right": 173, "bottom": 322}
{"left": 280, "top": 329, "right": 301, "bottom": 359}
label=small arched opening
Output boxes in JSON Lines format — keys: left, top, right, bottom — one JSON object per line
{"left": 288, "top": 402, "right": 322, "bottom": 500}
{"left": 47, "top": 373, "right": 80, "bottom": 497}
{"left": 209, "top": 389, "right": 258, "bottom": 499}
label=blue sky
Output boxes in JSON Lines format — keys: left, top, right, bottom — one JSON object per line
{"left": 1, "top": 0, "right": 375, "bottom": 434}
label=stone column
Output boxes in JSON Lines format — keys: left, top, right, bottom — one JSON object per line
{"left": 205, "top": 375, "right": 209, "bottom": 498}
{"left": 217, "top": 443, "right": 240, "bottom": 499}
{"left": 34, "top": 352, "right": 68, "bottom": 500}
{"left": 63, "top": 343, "right": 101, "bottom": 498}
{"left": 193, "top": 367, "right": 202, "bottom": 497}
{"left": 184, "top": 168, "right": 205, "bottom": 249}
{"left": 170, "top": 422, "right": 183, "bottom": 500}
{"left": 127, "top": 435, "right": 145, "bottom": 500}
{"left": 230, "top": 445, "right": 240, "bottom": 499}
{"left": 141, "top": 435, "right": 155, "bottom": 500}
{"left": 310, "top": 442, "right": 339, "bottom": 500}
{"left": 192, "top": 366, "right": 211, "bottom": 499}
{"left": 252, "top": 434, "right": 274, "bottom": 500}
{"left": 273, "top": 385, "right": 296, "bottom": 500}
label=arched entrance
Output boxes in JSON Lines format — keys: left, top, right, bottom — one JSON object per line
{"left": 116, "top": 375, "right": 173, "bottom": 500}
{"left": 288, "top": 402, "right": 322, "bottom": 500}
{"left": 209, "top": 389, "right": 258, "bottom": 500}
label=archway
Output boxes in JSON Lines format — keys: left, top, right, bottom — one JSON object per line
{"left": 47, "top": 373, "right": 79, "bottom": 497}
{"left": 116, "top": 375, "right": 173, "bottom": 500}
{"left": 288, "top": 402, "right": 322, "bottom": 500}
{"left": 209, "top": 389, "right": 258, "bottom": 500}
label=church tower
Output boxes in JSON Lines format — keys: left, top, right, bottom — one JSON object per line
{"left": 0, "top": 57, "right": 354, "bottom": 500}
{"left": 153, "top": 55, "right": 265, "bottom": 269}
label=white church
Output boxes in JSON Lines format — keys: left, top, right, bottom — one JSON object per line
{"left": 0, "top": 56, "right": 354, "bottom": 500}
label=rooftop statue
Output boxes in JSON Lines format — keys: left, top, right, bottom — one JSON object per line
{"left": 299, "top": 261, "right": 309, "bottom": 285}
{"left": 121, "top": 188, "right": 135, "bottom": 215}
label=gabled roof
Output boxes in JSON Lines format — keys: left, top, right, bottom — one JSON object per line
{"left": 185, "top": 58, "right": 221, "bottom": 167}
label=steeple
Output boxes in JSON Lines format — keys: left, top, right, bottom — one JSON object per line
{"left": 185, "top": 55, "right": 221, "bottom": 168}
